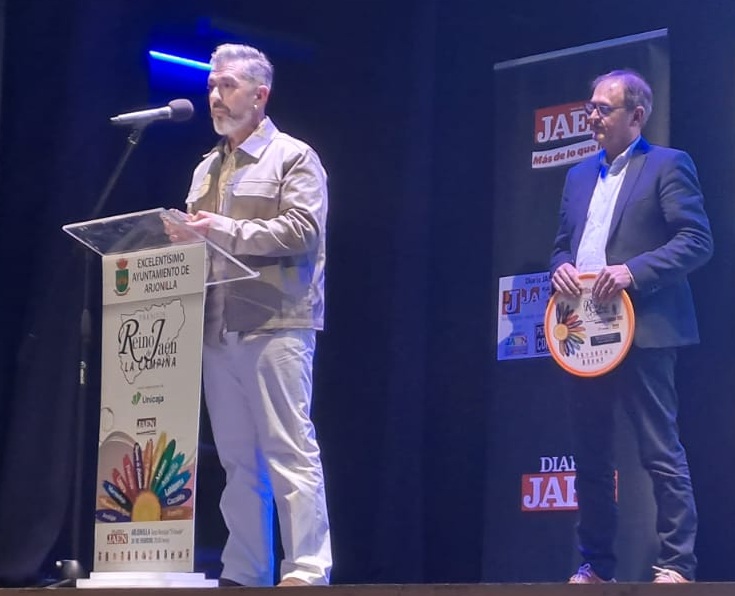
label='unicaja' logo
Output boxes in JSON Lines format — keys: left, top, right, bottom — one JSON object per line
{"left": 132, "top": 391, "right": 142, "bottom": 405}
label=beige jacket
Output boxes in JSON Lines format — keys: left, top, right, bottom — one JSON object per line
{"left": 185, "top": 117, "right": 327, "bottom": 335}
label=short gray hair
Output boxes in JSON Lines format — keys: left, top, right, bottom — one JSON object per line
{"left": 211, "top": 43, "right": 274, "bottom": 88}
{"left": 592, "top": 69, "right": 653, "bottom": 126}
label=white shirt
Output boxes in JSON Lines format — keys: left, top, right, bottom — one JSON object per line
{"left": 576, "top": 137, "right": 640, "bottom": 273}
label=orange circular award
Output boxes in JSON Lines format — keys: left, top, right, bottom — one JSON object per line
{"left": 544, "top": 273, "right": 635, "bottom": 377}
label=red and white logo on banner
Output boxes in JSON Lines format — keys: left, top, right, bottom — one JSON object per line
{"left": 521, "top": 455, "right": 618, "bottom": 511}
{"left": 531, "top": 102, "right": 599, "bottom": 169}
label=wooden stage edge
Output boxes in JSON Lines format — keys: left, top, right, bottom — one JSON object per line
{"left": 4, "top": 583, "right": 735, "bottom": 596}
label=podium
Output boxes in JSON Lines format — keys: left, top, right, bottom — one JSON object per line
{"left": 63, "top": 208, "right": 256, "bottom": 588}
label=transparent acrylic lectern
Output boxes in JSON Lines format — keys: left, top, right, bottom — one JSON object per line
{"left": 63, "top": 207, "right": 258, "bottom": 286}
{"left": 62, "top": 208, "right": 257, "bottom": 588}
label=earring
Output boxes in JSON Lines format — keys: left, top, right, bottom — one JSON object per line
{"left": 253, "top": 104, "right": 258, "bottom": 109}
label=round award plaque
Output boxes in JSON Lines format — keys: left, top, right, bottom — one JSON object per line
{"left": 544, "top": 272, "right": 635, "bottom": 377}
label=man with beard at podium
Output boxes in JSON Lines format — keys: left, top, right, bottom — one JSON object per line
{"left": 180, "top": 43, "right": 331, "bottom": 588}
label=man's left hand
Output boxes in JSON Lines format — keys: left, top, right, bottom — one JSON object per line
{"left": 591, "top": 265, "right": 632, "bottom": 303}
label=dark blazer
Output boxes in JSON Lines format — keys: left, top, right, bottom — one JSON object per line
{"left": 550, "top": 137, "right": 713, "bottom": 348}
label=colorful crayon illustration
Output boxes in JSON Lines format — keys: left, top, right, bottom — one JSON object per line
{"left": 96, "top": 432, "right": 194, "bottom": 523}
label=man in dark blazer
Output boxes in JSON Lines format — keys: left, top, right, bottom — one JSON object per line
{"left": 550, "top": 70, "right": 713, "bottom": 584}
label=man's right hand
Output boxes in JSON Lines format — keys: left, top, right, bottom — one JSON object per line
{"left": 551, "top": 262, "right": 582, "bottom": 297}
{"left": 161, "top": 210, "right": 198, "bottom": 244}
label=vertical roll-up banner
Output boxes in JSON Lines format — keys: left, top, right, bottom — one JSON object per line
{"left": 495, "top": 29, "right": 669, "bottom": 363}
{"left": 94, "top": 243, "right": 206, "bottom": 574}
{"left": 486, "top": 30, "right": 670, "bottom": 582}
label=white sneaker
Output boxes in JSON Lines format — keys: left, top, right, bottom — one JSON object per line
{"left": 653, "top": 566, "right": 691, "bottom": 583}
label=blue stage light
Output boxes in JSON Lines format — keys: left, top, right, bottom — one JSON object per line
{"left": 148, "top": 51, "right": 211, "bottom": 71}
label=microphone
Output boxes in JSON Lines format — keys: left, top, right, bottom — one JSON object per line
{"left": 110, "top": 99, "right": 194, "bottom": 127}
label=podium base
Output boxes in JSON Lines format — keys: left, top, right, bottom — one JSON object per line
{"left": 76, "top": 571, "right": 218, "bottom": 588}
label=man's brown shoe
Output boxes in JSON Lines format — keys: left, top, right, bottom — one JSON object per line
{"left": 277, "top": 577, "right": 309, "bottom": 587}
{"left": 568, "top": 563, "right": 616, "bottom": 584}
{"left": 218, "top": 578, "right": 245, "bottom": 587}
{"left": 653, "top": 566, "right": 691, "bottom": 583}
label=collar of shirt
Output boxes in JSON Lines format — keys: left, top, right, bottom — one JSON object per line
{"left": 201, "top": 116, "right": 279, "bottom": 161}
{"left": 599, "top": 135, "right": 641, "bottom": 177}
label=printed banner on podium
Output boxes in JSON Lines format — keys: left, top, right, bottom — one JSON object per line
{"left": 94, "top": 243, "right": 206, "bottom": 572}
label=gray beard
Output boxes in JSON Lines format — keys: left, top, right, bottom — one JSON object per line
{"left": 212, "top": 115, "right": 245, "bottom": 137}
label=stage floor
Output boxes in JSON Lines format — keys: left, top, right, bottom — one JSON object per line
{"left": 4, "top": 583, "right": 735, "bottom": 596}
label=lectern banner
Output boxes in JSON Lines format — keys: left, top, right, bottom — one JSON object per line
{"left": 95, "top": 243, "right": 206, "bottom": 572}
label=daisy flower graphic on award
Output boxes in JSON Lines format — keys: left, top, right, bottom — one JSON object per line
{"left": 96, "top": 432, "right": 194, "bottom": 523}
{"left": 552, "top": 301, "right": 586, "bottom": 356}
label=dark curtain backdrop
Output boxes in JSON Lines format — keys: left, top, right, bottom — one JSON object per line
{"left": 1, "top": 0, "right": 735, "bottom": 587}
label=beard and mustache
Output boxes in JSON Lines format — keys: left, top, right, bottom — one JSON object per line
{"left": 211, "top": 103, "right": 255, "bottom": 137}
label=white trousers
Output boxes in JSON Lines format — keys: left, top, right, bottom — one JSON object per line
{"left": 202, "top": 328, "right": 332, "bottom": 586}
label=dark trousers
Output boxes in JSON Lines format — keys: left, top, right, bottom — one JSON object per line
{"left": 566, "top": 346, "right": 698, "bottom": 580}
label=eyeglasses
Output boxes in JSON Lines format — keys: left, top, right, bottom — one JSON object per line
{"left": 584, "top": 102, "right": 627, "bottom": 117}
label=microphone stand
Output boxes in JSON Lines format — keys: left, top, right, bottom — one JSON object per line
{"left": 52, "top": 125, "right": 146, "bottom": 588}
